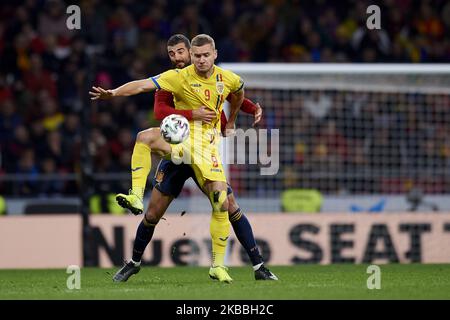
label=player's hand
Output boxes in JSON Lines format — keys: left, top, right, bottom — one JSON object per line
{"left": 89, "top": 86, "right": 114, "bottom": 100}
{"left": 192, "top": 106, "right": 215, "bottom": 124}
{"left": 253, "top": 103, "right": 263, "bottom": 127}
{"left": 223, "top": 121, "right": 236, "bottom": 137}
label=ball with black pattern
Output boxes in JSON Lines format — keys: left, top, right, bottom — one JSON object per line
{"left": 160, "top": 114, "right": 190, "bottom": 144}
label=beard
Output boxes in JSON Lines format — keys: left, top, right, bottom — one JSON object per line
{"left": 172, "top": 60, "right": 190, "bottom": 69}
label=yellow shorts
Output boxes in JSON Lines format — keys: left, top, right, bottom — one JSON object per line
{"left": 179, "top": 124, "right": 226, "bottom": 188}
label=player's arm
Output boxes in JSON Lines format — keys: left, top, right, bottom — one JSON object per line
{"left": 220, "top": 111, "right": 228, "bottom": 135}
{"left": 225, "top": 95, "right": 263, "bottom": 127}
{"left": 224, "top": 89, "right": 244, "bottom": 136}
{"left": 154, "top": 90, "right": 216, "bottom": 123}
{"left": 89, "top": 79, "right": 156, "bottom": 100}
{"left": 154, "top": 90, "right": 193, "bottom": 120}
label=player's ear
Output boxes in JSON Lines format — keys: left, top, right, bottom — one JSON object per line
{"left": 214, "top": 49, "right": 218, "bottom": 59}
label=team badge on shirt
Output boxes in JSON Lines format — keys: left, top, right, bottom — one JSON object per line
{"left": 216, "top": 81, "right": 224, "bottom": 94}
{"left": 156, "top": 170, "right": 164, "bottom": 183}
{"left": 216, "top": 74, "right": 224, "bottom": 94}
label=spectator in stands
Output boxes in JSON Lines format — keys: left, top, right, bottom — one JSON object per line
{"left": 23, "top": 54, "right": 57, "bottom": 98}
{"left": 38, "top": 0, "right": 73, "bottom": 40}
{"left": 1, "top": 0, "right": 449, "bottom": 197}
{"left": 38, "top": 157, "right": 65, "bottom": 195}
{"left": 15, "top": 149, "right": 39, "bottom": 195}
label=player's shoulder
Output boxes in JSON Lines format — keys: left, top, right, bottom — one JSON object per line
{"left": 152, "top": 69, "right": 178, "bottom": 82}
{"left": 163, "top": 69, "right": 181, "bottom": 77}
{"left": 169, "top": 65, "right": 194, "bottom": 80}
{"left": 215, "top": 65, "right": 238, "bottom": 78}
{"left": 215, "top": 65, "right": 241, "bottom": 85}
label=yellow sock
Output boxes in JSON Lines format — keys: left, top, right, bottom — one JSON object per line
{"left": 209, "top": 191, "right": 230, "bottom": 267}
{"left": 131, "top": 142, "right": 151, "bottom": 200}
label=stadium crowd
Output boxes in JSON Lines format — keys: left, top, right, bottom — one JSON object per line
{"left": 233, "top": 89, "right": 450, "bottom": 195}
{"left": 1, "top": 0, "right": 449, "bottom": 196}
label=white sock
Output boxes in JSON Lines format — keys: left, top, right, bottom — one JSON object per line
{"left": 131, "top": 259, "right": 141, "bottom": 267}
{"left": 252, "top": 262, "right": 263, "bottom": 271}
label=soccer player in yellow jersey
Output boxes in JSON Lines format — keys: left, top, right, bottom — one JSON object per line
{"left": 90, "top": 34, "right": 245, "bottom": 282}
{"left": 150, "top": 42, "right": 243, "bottom": 189}
{"left": 95, "top": 34, "right": 276, "bottom": 283}
{"left": 152, "top": 35, "right": 244, "bottom": 282}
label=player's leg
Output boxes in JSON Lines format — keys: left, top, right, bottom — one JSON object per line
{"left": 113, "top": 187, "right": 173, "bottom": 282}
{"left": 116, "top": 127, "right": 174, "bottom": 214}
{"left": 193, "top": 170, "right": 278, "bottom": 280}
{"left": 132, "top": 188, "right": 173, "bottom": 263}
{"left": 202, "top": 180, "right": 233, "bottom": 283}
{"left": 114, "top": 159, "right": 190, "bottom": 282}
{"left": 227, "top": 188, "right": 278, "bottom": 280}
{"left": 183, "top": 129, "right": 233, "bottom": 282}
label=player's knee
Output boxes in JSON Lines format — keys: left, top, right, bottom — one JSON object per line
{"left": 221, "top": 197, "right": 229, "bottom": 212}
{"left": 143, "top": 213, "right": 159, "bottom": 226}
{"left": 209, "top": 190, "right": 228, "bottom": 212}
{"left": 144, "top": 211, "right": 161, "bottom": 226}
{"left": 136, "top": 128, "right": 159, "bottom": 146}
{"left": 144, "top": 207, "right": 163, "bottom": 225}
{"left": 227, "top": 194, "right": 239, "bottom": 214}
{"left": 136, "top": 130, "right": 150, "bottom": 145}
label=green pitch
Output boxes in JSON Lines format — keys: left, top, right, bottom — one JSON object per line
{"left": 1, "top": 264, "right": 449, "bottom": 300}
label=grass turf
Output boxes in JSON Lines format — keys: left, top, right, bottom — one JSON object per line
{"left": 0, "top": 264, "right": 449, "bottom": 300}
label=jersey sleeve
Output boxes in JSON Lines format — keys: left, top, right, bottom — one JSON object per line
{"left": 228, "top": 71, "right": 244, "bottom": 94}
{"left": 150, "top": 69, "right": 180, "bottom": 93}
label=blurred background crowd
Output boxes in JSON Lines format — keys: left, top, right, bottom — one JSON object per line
{"left": 0, "top": 0, "right": 449, "bottom": 198}
{"left": 234, "top": 89, "right": 450, "bottom": 196}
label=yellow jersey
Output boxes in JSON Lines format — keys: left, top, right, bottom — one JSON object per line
{"left": 151, "top": 64, "right": 243, "bottom": 185}
{"left": 150, "top": 64, "right": 244, "bottom": 133}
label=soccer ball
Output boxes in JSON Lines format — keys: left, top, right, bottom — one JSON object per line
{"left": 160, "top": 114, "right": 190, "bottom": 144}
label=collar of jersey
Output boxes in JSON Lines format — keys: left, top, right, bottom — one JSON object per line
{"left": 190, "top": 65, "right": 217, "bottom": 82}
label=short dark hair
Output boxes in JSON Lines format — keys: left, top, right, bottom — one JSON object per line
{"left": 167, "top": 34, "right": 190, "bottom": 49}
{"left": 191, "top": 34, "right": 215, "bottom": 49}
